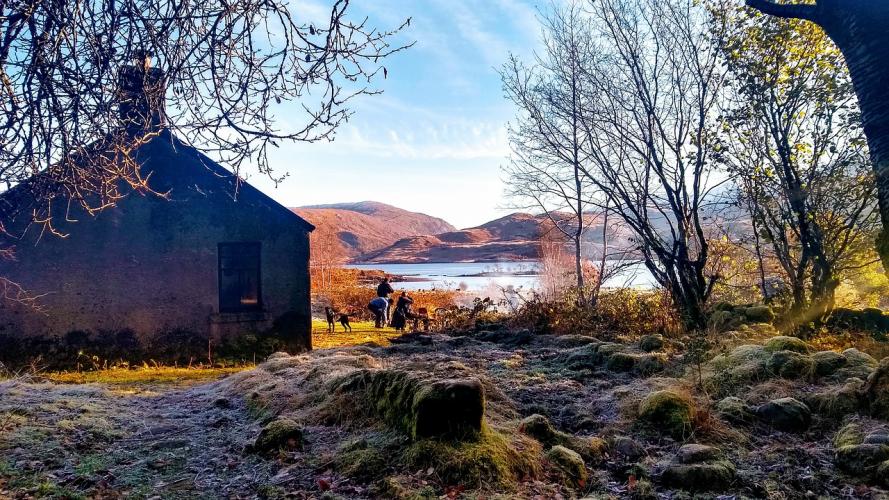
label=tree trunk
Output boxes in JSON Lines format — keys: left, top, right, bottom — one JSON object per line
{"left": 748, "top": 0, "right": 889, "bottom": 270}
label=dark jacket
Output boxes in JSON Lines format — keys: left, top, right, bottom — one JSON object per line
{"left": 377, "top": 281, "right": 394, "bottom": 298}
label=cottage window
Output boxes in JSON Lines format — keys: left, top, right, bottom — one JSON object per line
{"left": 218, "top": 242, "right": 262, "bottom": 312}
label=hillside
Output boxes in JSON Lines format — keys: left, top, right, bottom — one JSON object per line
{"left": 292, "top": 201, "right": 455, "bottom": 259}
{"left": 359, "top": 213, "right": 555, "bottom": 263}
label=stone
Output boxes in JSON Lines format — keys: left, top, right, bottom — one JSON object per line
{"left": 611, "top": 436, "right": 646, "bottom": 461}
{"left": 660, "top": 461, "right": 735, "bottom": 491}
{"left": 715, "top": 397, "right": 755, "bottom": 424}
{"left": 804, "top": 379, "right": 864, "bottom": 419}
{"left": 863, "top": 357, "right": 889, "bottom": 420}
{"left": 413, "top": 379, "right": 485, "bottom": 440}
{"left": 336, "top": 370, "right": 485, "bottom": 441}
{"left": 639, "top": 335, "right": 665, "bottom": 352}
{"left": 252, "top": 418, "right": 303, "bottom": 454}
{"left": 638, "top": 390, "right": 696, "bottom": 439}
{"left": 835, "top": 444, "right": 889, "bottom": 476}
{"left": 519, "top": 414, "right": 558, "bottom": 444}
{"left": 812, "top": 351, "right": 847, "bottom": 377}
{"left": 546, "top": 445, "right": 588, "bottom": 489}
{"left": 743, "top": 306, "right": 774, "bottom": 323}
{"left": 864, "top": 430, "right": 889, "bottom": 445}
{"left": 767, "top": 350, "right": 814, "bottom": 379}
{"left": 877, "top": 461, "right": 889, "bottom": 487}
{"left": 677, "top": 444, "right": 722, "bottom": 464}
{"left": 763, "top": 336, "right": 811, "bottom": 354}
{"left": 755, "top": 398, "right": 811, "bottom": 432}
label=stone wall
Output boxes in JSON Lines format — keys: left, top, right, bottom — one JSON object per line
{"left": 0, "top": 133, "right": 312, "bottom": 352}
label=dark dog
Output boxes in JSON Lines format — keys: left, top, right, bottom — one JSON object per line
{"left": 325, "top": 307, "right": 336, "bottom": 333}
{"left": 339, "top": 313, "right": 352, "bottom": 332}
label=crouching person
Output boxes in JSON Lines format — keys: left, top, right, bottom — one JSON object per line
{"left": 368, "top": 297, "right": 389, "bottom": 328}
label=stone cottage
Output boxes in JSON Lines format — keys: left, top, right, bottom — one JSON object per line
{"left": 0, "top": 61, "right": 314, "bottom": 354}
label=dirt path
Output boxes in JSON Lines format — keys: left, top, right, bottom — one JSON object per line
{"left": 0, "top": 374, "right": 277, "bottom": 499}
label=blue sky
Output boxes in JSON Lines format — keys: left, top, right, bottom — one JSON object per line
{"left": 247, "top": 0, "right": 546, "bottom": 229}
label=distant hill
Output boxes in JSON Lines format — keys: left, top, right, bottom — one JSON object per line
{"left": 358, "top": 213, "right": 551, "bottom": 263}
{"left": 292, "top": 201, "right": 456, "bottom": 260}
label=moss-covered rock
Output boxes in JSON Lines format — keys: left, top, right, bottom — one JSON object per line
{"left": 518, "top": 414, "right": 606, "bottom": 463}
{"left": 813, "top": 351, "right": 847, "bottom": 377}
{"left": 763, "top": 336, "right": 811, "bottom": 354}
{"left": 709, "top": 310, "right": 743, "bottom": 331}
{"left": 704, "top": 344, "right": 771, "bottom": 396}
{"left": 639, "top": 335, "right": 665, "bottom": 353}
{"left": 660, "top": 461, "right": 735, "bottom": 491}
{"left": 715, "top": 397, "right": 755, "bottom": 425}
{"left": 766, "top": 350, "right": 815, "bottom": 379}
{"left": 863, "top": 357, "right": 889, "bottom": 420}
{"left": 638, "top": 390, "right": 696, "bottom": 439}
{"left": 743, "top": 306, "right": 774, "bottom": 323}
{"left": 804, "top": 379, "right": 864, "bottom": 419}
{"left": 877, "top": 460, "right": 889, "bottom": 487}
{"left": 611, "top": 436, "right": 646, "bottom": 461}
{"left": 606, "top": 352, "right": 639, "bottom": 372}
{"left": 546, "top": 445, "right": 588, "bottom": 489}
{"left": 335, "top": 370, "right": 484, "bottom": 440}
{"left": 252, "top": 418, "right": 304, "bottom": 454}
{"left": 677, "top": 444, "right": 722, "bottom": 464}
{"left": 835, "top": 444, "right": 889, "bottom": 476}
{"left": 755, "top": 398, "right": 811, "bottom": 432}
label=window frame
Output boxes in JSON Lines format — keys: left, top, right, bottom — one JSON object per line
{"left": 217, "top": 241, "right": 263, "bottom": 313}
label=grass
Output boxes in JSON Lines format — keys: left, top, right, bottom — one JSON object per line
{"left": 46, "top": 366, "right": 246, "bottom": 386}
{"left": 311, "top": 319, "right": 410, "bottom": 349}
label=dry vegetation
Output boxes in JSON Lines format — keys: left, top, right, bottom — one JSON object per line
{"left": 3, "top": 293, "right": 889, "bottom": 498}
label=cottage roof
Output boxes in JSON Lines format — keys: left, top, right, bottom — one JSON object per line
{"left": 0, "top": 130, "right": 315, "bottom": 233}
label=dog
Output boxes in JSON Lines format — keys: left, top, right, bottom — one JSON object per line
{"left": 325, "top": 307, "right": 336, "bottom": 333}
{"left": 338, "top": 312, "right": 352, "bottom": 332}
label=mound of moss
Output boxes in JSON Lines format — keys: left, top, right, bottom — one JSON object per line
{"left": 813, "top": 351, "right": 847, "bottom": 377}
{"left": 804, "top": 379, "right": 864, "bottom": 419}
{"left": 518, "top": 414, "right": 607, "bottom": 464}
{"left": 546, "top": 445, "right": 588, "bottom": 489}
{"left": 661, "top": 444, "right": 734, "bottom": 491}
{"left": 401, "top": 426, "right": 541, "bottom": 488}
{"left": 767, "top": 350, "right": 815, "bottom": 379}
{"left": 252, "top": 418, "right": 303, "bottom": 454}
{"left": 715, "top": 397, "right": 755, "bottom": 425}
{"left": 638, "top": 390, "right": 696, "bottom": 439}
{"left": 639, "top": 335, "right": 665, "bottom": 353}
{"left": 763, "top": 336, "right": 811, "bottom": 354}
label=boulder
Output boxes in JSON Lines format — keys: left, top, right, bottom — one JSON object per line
{"left": 638, "top": 390, "right": 696, "bottom": 439}
{"left": 677, "top": 444, "right": 722, "bottom": 464}
{"left": 835, "top": 444, "right": 889, "bottom": 476}
{"left": 763, "top": 336, "right": 811, "bottom": 354}
{"left": 804, "top": 379, "right": 864, "bottom": 419}
{"left": 715, "top": 397, "right": 755, "bottom": 425}
{"left": 755, "top": 398, "right": 811, "bottom": 432}
{"left": 767, "top": 350, "right": 814, "bottom": 379}
{"left": 546, "top": 445, "right": 588, "bottom": 489}
{"left": 252, "top": 418, "right": 304, "bottom": 454}
{"left": 518, "top": 414, "right": 606, "bottom": 463}
{"left": 611, "top": 436, "right": 647, "bottom": 461}
{"left": 813, "top": 351, "right": 847, "bottom": 377}
{"left": 878, "top": 461, "right": 889, "bottom": 487}
{"left": 336, "top": 370, "right": 484, "bottom": 441}
{"left": 863, "top": 357, "right": 889, "bottom": 420}
{"left": 639, "top": 335, "right": 665, "bottom": 353}
{"left": 413, "top": 379, "right": 485, "bottom": 440}
{"left": 864, "top": 430, "right": 889, "bottom": 445}
{"left": 660, "top": 461, "right": 735, "bottom": 491}
{"left": 743, "top": 306, "right": 774, "bottom": 323}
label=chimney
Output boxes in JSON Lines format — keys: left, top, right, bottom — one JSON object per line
{"left": 118, "top": 50, "right": 166, "bottom": 132}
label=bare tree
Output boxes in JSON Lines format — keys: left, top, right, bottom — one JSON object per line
{"left": 578, "top": 0, "right": 730, "bottom": 330}
{"left": 717, "top": 5, "right": 878, "bottom": 327}
{"left": 501, "top": 2, "right": 599, "bottom": 304}
{"left": 0, "top": 0, "right": 410, "bottom": 293}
